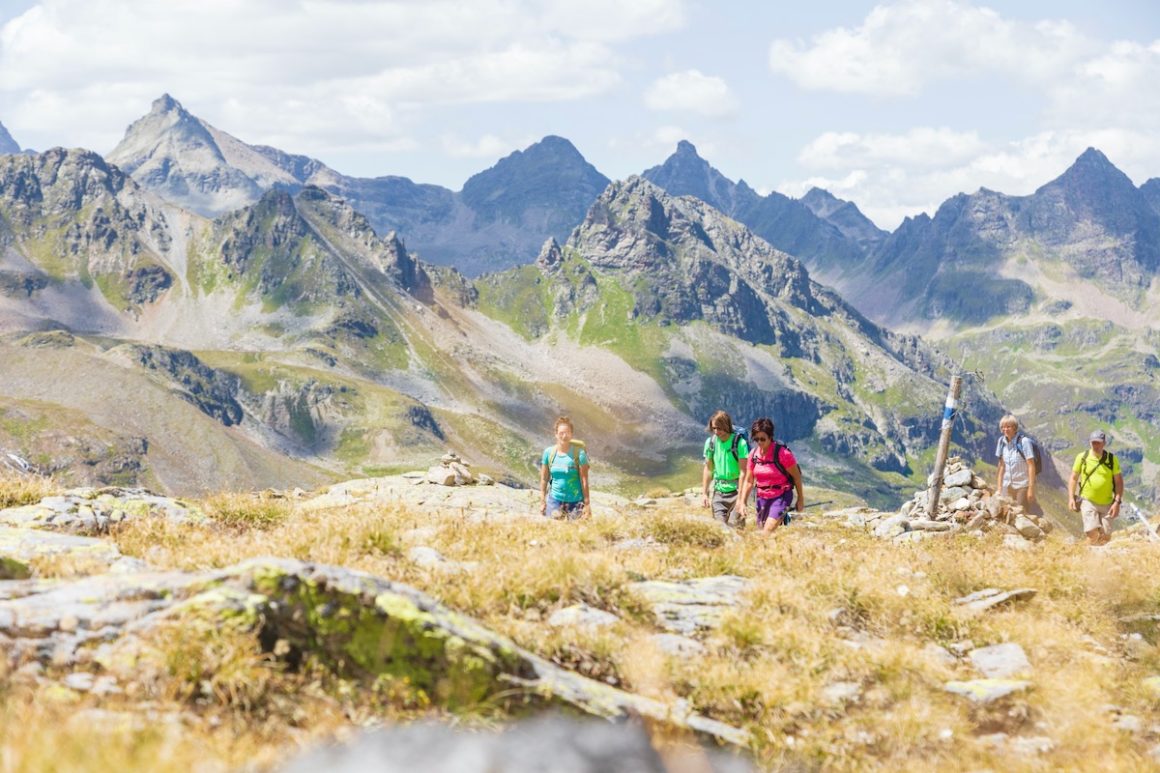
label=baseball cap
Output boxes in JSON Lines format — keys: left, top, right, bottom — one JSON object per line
{"left": 1089, "top": 430, "right": 1107, "bottom": 443}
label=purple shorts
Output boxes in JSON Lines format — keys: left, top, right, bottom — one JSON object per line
{"left": 756, "top": 489, "right": 793, "bottom": 527}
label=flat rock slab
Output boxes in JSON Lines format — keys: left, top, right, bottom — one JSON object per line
{"left": 628, "top": 576, "right": 751, "bottom": 635}
{"left": 0, "top": 558, "right": 748, "bottom": 747}
{"left": 968, "top": 643, "right": 1032, "bottom": 679}
{"left": 302, "top": 476, "right": 631, "bottom": 521}
{"left": 944, "top": 679, "right": 1033, "bottom": 704}
{"left": 954, "top": 588, "right": 1037, "bottom": 616}
{"left": 0, "top": 489, "right": 205, "bottom": 535}
{"left": 0, "top": 525, "right": 145, "bottom": 573}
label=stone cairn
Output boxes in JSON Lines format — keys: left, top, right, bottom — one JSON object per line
{"left": 425, "top": 451, "right": 494, "bottom": 487}
{"left": 898, "top": 456, "right": 1052, "bottom": 543}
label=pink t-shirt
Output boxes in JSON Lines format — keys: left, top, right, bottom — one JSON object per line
{"left": 748, "top": 444, "right": 797, "bottom": 497}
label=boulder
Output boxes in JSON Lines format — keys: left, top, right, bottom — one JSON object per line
{"left": 0, "top": 558, "right": 749, "bottom": 747}
{"left": 944, "top": 469, "right": 974, "bottom": 488}
{"left": 1015, "top": 516, "right": 1045, "bottom": 541}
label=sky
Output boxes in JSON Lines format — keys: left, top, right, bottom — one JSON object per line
{"left": 2, "top": 0, "right": 1160, "bottom": 229}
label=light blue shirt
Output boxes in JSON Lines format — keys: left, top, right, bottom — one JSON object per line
{"left": 996, "top": 434, "right": 1034, "bottom": 489}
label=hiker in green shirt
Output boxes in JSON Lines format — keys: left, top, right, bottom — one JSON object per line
{"left": 701, "top": 410, "right": 749, "bottom": 528}
{"left": 1068, "top": 429, "right": 1124, "bottom": 546}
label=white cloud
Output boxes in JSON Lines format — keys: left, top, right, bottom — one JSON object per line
{"left": 441, "top": 133, "right": 524, "bottom": 159}
{"left": 644, "top": 69, "right": 738, "bottom": 117}
{"left": 769, "top": 0, "right": 1091, "bottom": 96}
{"left": 798, "top": 127, "right": 989, "bottom": 169}
{"left": 782, "top": 127, "right": 1160, "bottom": 230}
{"left": 1046, "top": 39, "right": 1160, "bottom": 132}
{"left": 0, "top": 0, "right": 685, "bottom": 162}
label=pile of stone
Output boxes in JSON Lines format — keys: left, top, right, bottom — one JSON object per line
{"left": 825, "top": 457, "right": 1052, "bottom": 546}
{"left": 425, "top": 451, "right": 494, "bottom": 487}
{"left": 897, "top": 457, "right": 1053, "bottom": 542}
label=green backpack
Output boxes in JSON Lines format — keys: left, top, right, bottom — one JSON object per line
{"left": 548, "top": 439, "right": 586, "bottom": 466}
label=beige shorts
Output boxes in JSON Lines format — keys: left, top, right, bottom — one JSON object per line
{"left": 1080, "top": 499, "right": 1112, "bottom": 534}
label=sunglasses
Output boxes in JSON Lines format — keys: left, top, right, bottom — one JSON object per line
{"left": 753, "top": 434, "right": 770, "bottom": 442}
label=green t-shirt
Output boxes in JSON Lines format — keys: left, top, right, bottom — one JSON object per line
{"left": 703, "top": 433, "right": 749, "bottom": 493}
{"left": 1072, "top": 450, "right": 1121, "bottom": 505}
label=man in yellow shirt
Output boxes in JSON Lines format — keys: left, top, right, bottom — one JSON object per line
{"left": 1068, "top": 430, "right": 1124, "bottom": 546}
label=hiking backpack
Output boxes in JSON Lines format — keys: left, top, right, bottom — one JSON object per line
{"left": 1002, "top": 432, "right": 1043, "bottom": 476}
{"left": 1076, "top": 449, "right": 1115, "bottom": 499}
{"left": 750, "top": 441, "right": 796, "bottom": 522}
{"left": 711, "top": 430, "right": 747, "bottom": 463}
{"left": 751, "top": 442, "right": 792, "bottom": 484}
{"left": 548, "top": 439, "right": 586, "bottom": 466}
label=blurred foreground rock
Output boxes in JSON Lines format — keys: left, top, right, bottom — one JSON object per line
{"left": 0, "top": 554, "right": 748, "bottom": 747}
{"left": 280, "top": 714, "right": 755, "bottom": 773}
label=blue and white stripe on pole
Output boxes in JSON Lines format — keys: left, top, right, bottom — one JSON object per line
{"left": 941, "top": 391, "right": 957, "bottom": 429}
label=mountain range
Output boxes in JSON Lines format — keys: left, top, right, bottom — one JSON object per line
{"left": 106, "top": 96, "right": 610, "bottom": 277}
{"left": 0, "top": 138, "right": 1002, "bottom": 506}
{"left": 1, "top": 95, "right": 1157, "bottom": 511}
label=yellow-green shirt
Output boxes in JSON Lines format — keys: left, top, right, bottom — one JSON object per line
{"left": 1072, "top": 450, "right": 1121, "bottom": 505}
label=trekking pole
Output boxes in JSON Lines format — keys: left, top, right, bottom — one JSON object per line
{"left": 800, "top": 500, "right": 834, "bottom": 509}
{"left": 1126, "top": 503, "right": 1160, "bottom": 543}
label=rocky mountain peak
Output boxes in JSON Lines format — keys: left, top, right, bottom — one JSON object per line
{"left": 641, "top": 141, "right": 758, "bottom": 217}
{"left": 0, "top": 121, "right": 20, "bottom": 154}
{"left": 107, "top": 95, "right": 300, "bottom": 217}
{"left": 150, "top": 93, "right": 185, "bottom": 117}
{"left": 459, "top": 136, "right": 610, "bottom": 223}
{"left": 801, "top": 187, "right": 887, "bottom": 251}
{"left": 1041, "top": 147, "right": 1136, "bottom": 198}
{"left": 535, "top": 237, "right": 563, "bottom": 269}
{"left": 109, "top": 94, "right": 220, "bottom": 174}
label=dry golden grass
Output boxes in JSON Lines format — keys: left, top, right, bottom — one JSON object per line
{"left": 5, "top": 477, "right": 1160, "bottom": 770}
{"left": 0, "top": 471, "right": 57, "bottom": 509}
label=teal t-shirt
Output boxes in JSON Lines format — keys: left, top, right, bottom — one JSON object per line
{"left": 704, "top": 433, "right": 749, "bottom": 493}
{"left": 542, "top": 446, "right": 589, "bottom": 503}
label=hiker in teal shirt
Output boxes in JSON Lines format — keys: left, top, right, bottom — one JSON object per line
{"left": 701, "top": 410, "right": 749, "bottom": 528}
{"left": 540, "top": 416, "right": 590, "bottom": 520}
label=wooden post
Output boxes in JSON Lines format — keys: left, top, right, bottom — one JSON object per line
{"left": 926, "top": 375, "right": 963, "bottom": 520}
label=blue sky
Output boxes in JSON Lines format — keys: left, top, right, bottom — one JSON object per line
{"left": 2, "top": 0, "right": 1159, "bottom": 228}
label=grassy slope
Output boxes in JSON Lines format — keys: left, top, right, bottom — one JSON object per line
{"left": 6, "top": 477, "right": 1160, "bottom": 770}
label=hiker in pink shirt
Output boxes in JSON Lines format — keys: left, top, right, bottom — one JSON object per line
{"left": 737, "top": 417, "right": 804, "bottom": 533}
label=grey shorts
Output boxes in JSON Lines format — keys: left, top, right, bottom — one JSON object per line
{"left": 711, "top": 488, "right": 742, "bottom": 526}
{"left": 1080, "top": 499, "right": 1112, "bottom": 534}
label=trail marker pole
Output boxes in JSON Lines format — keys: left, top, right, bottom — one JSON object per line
{"left": 926, "top": 375, "right": 963, "bottom": 520}
{"left": 1127, "top": 503, "right": 1160, "bottom": 542}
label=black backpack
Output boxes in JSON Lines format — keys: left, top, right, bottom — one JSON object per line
{"left": 1077, "top": 449, "right": 1115, "bottom": 499}
{"left": 1002, "top": 432, "right": 1043, "bottom": 475}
